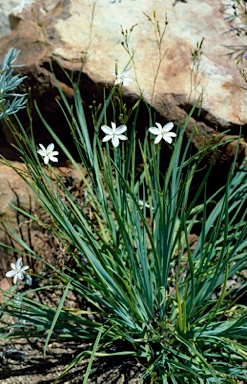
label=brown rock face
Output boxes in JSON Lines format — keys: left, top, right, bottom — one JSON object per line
{"left": 0, "top": 161, "right": 84, "bottom": 280}
{"left": 0, "top": 0, "right": 246, "bottom": 169}
{"left": 0, "top": 162, "right": 35, "bottom": 281}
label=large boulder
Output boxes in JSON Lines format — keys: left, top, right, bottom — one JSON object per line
{"left": 0, "top": 0, "right": 246, "bottom": 167}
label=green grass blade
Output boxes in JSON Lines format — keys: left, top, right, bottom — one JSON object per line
{"left": 43, "top": 281, "right": 71, "bottom": 356}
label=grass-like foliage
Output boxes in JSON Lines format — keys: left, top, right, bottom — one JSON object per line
{"left": 0, "top": 48, "right": 27, "bottom": 119}
{"left": 0, "top": 58, "right": 247, "bottom": 383}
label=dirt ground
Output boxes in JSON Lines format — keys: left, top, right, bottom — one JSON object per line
{"left": 0, "top": 278, "right": 144, "bottom": 382}
{"left": 0, "top": 336, "right": 145, "bottom": 383}
{"left": 0, "top": 282, "right": 145, "bottom": 384}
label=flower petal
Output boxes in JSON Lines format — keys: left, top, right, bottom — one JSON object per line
{"left": 101, "top": 125, "right": 113, "bottom": 134}
{"left": 102, "top": 135, "right": 112, "bottom": 142}
{"left": 21, "top": 265, "right": 29, "bottom": 272}
{"left": 164, "top": 135, "right": 173, "bottom": 144}
{"left": 115, "top": 125, "right": 127, "bottom": 134}
{"left": 163, "top": 122, "right": 174, "bottom": 132}
{"left": 38, "top": 144, "right": 46, "bottom": 151}
{"left": 155, "top": 123, "right": 163, "bottom": 131}
{"left": 16, "top": 258, "right": 23, "bottom": 269}
{"left": 154, "top": 135, "right": 162, "bottom": 144}
{"left": 6, "top": 270, "right": 16, "bottom": 277}
{"left": 13, "top": 274, "right": 18, "bottom": 284}
{"left": 122, "top": 79, "right": 132, "bottom": 86}
{"left": 117, "top": 135, "right": 128, "bottom": 141}
{"left": 49, "top": 155, "right": 58, "bottom": 162}
{"left": 44, "top": 156, "right": 49, "bottom": 165}
{"left": 111, "top": 122, "right": 116, "bottom": 131}
{"left": 37, "top": 149, "right": 45, "bottom": 156}
{"left": 112, "top": 136, "right": 120, "bottom": 147}
{"left": 149, "top": 127, "right": 161, "bottom": 135}
{"left": 167, "top": 132, "right": 177, "bottom": 137}
{"left": 122, "top": 69, "right": 130, "bottom": 76}
{"left": 114, "top": 79, "right": 122, "bottom": 85}
{"left": 18, "top": 272, "right": 25, "bottom": 280}
{"left": 47, "top": 143, "right": 55, "bottom": 152}
{"left": 10, "top": 263, "right": 16, "bottom": 270}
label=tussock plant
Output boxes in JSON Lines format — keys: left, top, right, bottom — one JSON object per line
{"left": 0, "top": 46, "right": 247, "bottom": 384}
{"left": 0, "top": 48, "right": 27, "bottom": 119}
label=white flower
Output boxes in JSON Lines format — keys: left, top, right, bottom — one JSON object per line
{"left": 101, "top": 122, "right": 127, "bottom": 147}
{"left": 148, "top": 122, "right": 177, "bottom": 144}
{"left": 111, "top": 69, "right": 132, "bottom": 86}
{"left": 37, "top": 143, "right": 59, "bottom": 164}
{"left": 6, "top": 258, "right": 29, "bottom": 284}
{"left": 137, "top": 199, "right": 151, "bottom": 209}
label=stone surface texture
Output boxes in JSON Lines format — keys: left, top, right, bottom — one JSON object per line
{"left": 49, "top": 0, "right": 245, "bottom": 127}
{"left": 0, "top": 0, "right": 34, "bottom": 37}
{"left": 1, "top": 0, "right": 245, "bottom": 126}
{"left": 0, "top": 1, "right": 246, "bottom": 143}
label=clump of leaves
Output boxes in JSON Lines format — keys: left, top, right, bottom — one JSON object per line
{"left": 1, "top": 69, "right": 247, "bottom": 383}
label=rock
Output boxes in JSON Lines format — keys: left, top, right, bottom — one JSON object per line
{"left": 0, "top": 0, "right": 34, "bottom": 37}
{"left": 0, "top": 0, "right": 246, "bottom": 168}
{"left": 0, "top": 162, "right": 35, "bottom": 221}
{"left": 8, "top": 0, "right": 59, "bottom": 31}
{"left": 0, "top": 278, "right": 11, "bottom": 303}
{"left": 0, "top": 161, "right": 84, "bottom": 279}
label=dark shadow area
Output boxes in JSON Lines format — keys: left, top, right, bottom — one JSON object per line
{"left": 0, "top": 122, "right": 21, "bottom": 161}
{"left": 0, "top": 338, "right": 145, "bottom": 383}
